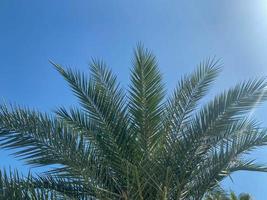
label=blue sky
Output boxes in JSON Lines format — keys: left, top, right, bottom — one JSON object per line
{"left": 1, "top": 0, "right": 267, "bottom": 198}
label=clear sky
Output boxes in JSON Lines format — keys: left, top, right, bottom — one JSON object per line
{"left": 1, "top": 0, "right": 267, "bottom": 199}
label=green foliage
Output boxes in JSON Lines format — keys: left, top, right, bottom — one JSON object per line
{"left": 0, "top": 45, "right": 267, "bottom": 199}
{"left": 204, "top": 190, "right": 253, "bottom": 200}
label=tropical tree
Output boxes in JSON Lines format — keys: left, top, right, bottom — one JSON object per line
{"left": 230, "top": 192, "right": 252, "bottom": 200}
{"left": 204, "top": 190, "right": 253, "bottom": 200}
{"left": 0, "top": 45, "right": 267, "bottom": 199}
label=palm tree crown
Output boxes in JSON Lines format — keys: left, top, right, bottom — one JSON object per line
{"left": 0, "top": 45, "right": 267, "bottom": 199}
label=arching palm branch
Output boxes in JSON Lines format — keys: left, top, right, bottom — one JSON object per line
{"left": 0, "top": 45, "right": 267, "bottom": 199}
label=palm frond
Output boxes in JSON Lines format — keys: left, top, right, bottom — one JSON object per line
{"left": 129, "top": 44, "right": 165, "bottom": 155}
{"left": 164, "top": 58, "right": 220, "bottom": 140}
{"left": 229, "top": 159, "right": 267, "bottom": 173}
{"left": 170, "top": 78, "right": 267, "bottom": 190}
{"left": 0, "top": 169, "right": 70, "bottom": 200}
{"left": 0, "top": 105, "right": 101, "bottom": 182}
{"left": 188, "top": 128, "right": 267, "bottom": 199}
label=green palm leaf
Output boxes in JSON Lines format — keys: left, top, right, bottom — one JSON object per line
{"left": 129, "top": 44, "right": 165, "bottom": 155}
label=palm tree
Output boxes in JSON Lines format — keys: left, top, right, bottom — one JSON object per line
{"left": 231, "top": 192, "right": 252, "bottom": 200}
{"left": 204, "top": 190, "right": 253, "bottom": 200}
{"left": 204, "top": 188, "right": 229, "bottom": 200}
{"left": 1, "top": 45, "right": 267, "bottom": 199}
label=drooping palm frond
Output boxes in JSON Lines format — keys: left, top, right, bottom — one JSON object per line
{"left": 0, "top": 45, "right": 267, "bottom": 199}
{"left": 0, "top": 169, "right": 82, "bottom": 200}
{"left": 0, "top": 105, "right": 90, "bottom": 173}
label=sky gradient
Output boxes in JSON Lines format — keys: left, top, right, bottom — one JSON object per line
{"left": 1, "top": 0, "right": 267, "bottom": 198}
